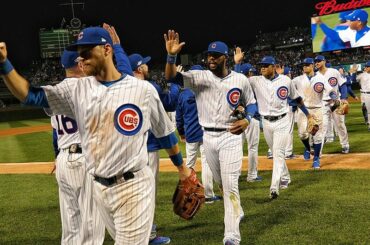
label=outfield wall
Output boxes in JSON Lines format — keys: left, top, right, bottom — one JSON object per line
{"left": 0, "top": 106, "right": 48, "bottom": 122}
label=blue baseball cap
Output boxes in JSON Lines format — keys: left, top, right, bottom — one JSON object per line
{"left": 240, "top": 63, "right": 252, "bottom": 74}
{"left": 61, "top": 50, "right": 79, "bottom": 69}
{"left": 206, "top": 41, "right": 229, "bottom": 56}
{"left": 189, "top": 65, "right": 204, "bottom": 70}
{"left": 346, "top": 9, "right": 368, "bottom": 22}
{"left": 67, "top": 27, "right": 113, "bottom": 51}
{"left": 339, "top": 11, "right": 352, "bottom": 21}
{"left": 258, "top": 56, "right": 276, "bottom": 65}
{"left": 250, "top": 67, "right": 257, "bottom": 73}
{"left": 301, "top": 58, "right": 314, "bottom": 65}
{"left": 325, "top": 62, "right": 332, "bottom": 68}
{"left": 283, "top": 67, "right": 291, "bottom": 75}
{"left": 314, "top": 55, "right": 326, "bottom": 62}
{"left": 365, "top": 61, "right": 370, "bottom": 67}
{"left": 128, "top": 53, "right": 151, "bottom": 70}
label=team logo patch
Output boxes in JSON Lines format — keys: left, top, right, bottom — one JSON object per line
{"left": 78, "top": 32, "right": 83, "bottom": 40}
{"left": 211, "top": 43, "right": 216, "bottom": 48}
{"left": 226, "top": 88, "right": 242, "bottom": 106}
{"left": 313, "top": 82, "right": 324, "bottom": 93}
{"left": 114, "top": 104, "right": 143, "bottom": 136}
{"left": 329, "top": 91, "right": 338, "bottom": 100}
{"left": 328, "top": 77, "right": 338, "bottom": 87}
{"left": 276, "top": 86, "right": 288, "bottom": 100}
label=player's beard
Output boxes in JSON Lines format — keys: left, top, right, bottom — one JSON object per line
{"left": 144, "top": 71, "right": 150, "bottom": 80}
{"left": 83, "top": 61, "right": 103, "bottom": 77}
{"left": 207, "top": 61, "right": 224, "bottom": 74}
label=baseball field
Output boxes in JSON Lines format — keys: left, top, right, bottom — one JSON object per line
{"left": 0, "top": 100, "right": 369, "bottom": 244}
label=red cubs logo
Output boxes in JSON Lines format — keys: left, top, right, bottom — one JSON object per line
{"left": 78, "top": 32, "right": 84, "bottom": 40}
{"left": 314, "top": 82, "right": 324, "bottom": 93}
{"left": 227, "top": 88, "right": 242, "bottom": 106}
{"left": 114, "top": 104, "right": 143, "bottom": 136}
{"left": 328, "top": 77, "right": 338, "bottom": 87}
{"left": 277, "top": 86, "right": 288, "bottom": 100}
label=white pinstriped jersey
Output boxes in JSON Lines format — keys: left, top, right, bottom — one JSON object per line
{"left": 43, "top": 76, "right": 174, "bottom": 178}
{"left": 181, "top": 70, "right": 256, "bottom": 128}
{"left": 315, "top": 68, "right": 346, "bottom": 100}
{"left": 292, "top": 74, "right": 324, "bottom": 108}
{"left": 51, "top": 115, "right": 81, "bottom": 149}
{"left": 356, "top": 72, "right": 370, "bottom": 92}
{"left": 249, "top": 74, "right": 299, "bottom": 116}
{"left": 338, "top": 28, "right": 370, "bottom": 48}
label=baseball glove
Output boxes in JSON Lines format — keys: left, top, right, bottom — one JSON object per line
{"left": 332, "top": 100, "right": 349, "bottom": 115}
{"left": 172, "top": 169, "right": 205, "bottom": 220}
{"left": 307, "top": 116, "right": 319, "bottom": 136}
{"left": 231, "top": 102, "right": 247, "bottom": 121}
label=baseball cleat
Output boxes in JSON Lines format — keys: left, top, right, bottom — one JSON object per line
{"left": 269, "top": 191, "right": 279, "bottom": 199}
{"left": 205, "top": 195, "right": 223, "bottom": 204}
{"left": 149, "top": 236, "right": 171, "bottom": 245}
{"left": 303, "top": 150, "right": 311, "bottom": 160}
{"left": 246, "top": 176, "right": 263, "bottom": 182}
{"left": 285, "top": 154, "right": 297, "bottom": 160}
{"left": 341, "top": 146, "right": 349, "bottom": 154}
{"left": 312, "top": 158, "right": 320, "bottom": 170}
{"left": 279, "top": 179, "right": 291, "bottom": 189}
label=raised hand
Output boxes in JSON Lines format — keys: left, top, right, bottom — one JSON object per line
{"left": 164, "top": 30, "right": 185, "bottom": 55}
{"left": 102, "top": 23, "right": 120, "bottom": 45}
{"left": 0, "top": 42, "right": 8, "bottom": 63}
{"left": 233, "top": 47, "right": 244, "bottom": 64}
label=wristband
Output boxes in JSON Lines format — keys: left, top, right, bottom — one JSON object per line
{"left": 0, "top": 59, "right": 14, "bottom": 75}
{"left": 167, "top": 54, "right": 177, "bottom": 64}
{"left": 170, "top": 152, "right": 183, "bottom": 166}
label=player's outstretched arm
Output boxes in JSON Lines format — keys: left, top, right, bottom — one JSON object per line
{"left": 164, "top": 30, "right": 185, "bottom": 80}
{"left": 165, "top": 144, "right": 191, "bottom": 180}
{"left": 0, "top": 42, "right": 30, "bottom": 102}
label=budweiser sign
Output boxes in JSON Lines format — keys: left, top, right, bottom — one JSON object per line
{"left": 315, "top": 0, "right": 370, "bottom": 16}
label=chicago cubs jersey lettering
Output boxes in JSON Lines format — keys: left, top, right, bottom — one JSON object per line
{"left": 313, "top": 82, "right": 324, "bottom": 93}
{"left": 226, "top": 88, "right": 242, "bottom": 107}
{"left": 114, "top": 104, "right": 143, "bottom": 136}
{"left": 277, "top": 86, "right": 288, "bottom": 100}
{"left": 328, "top": 77, "right": 338, "bottom": 87}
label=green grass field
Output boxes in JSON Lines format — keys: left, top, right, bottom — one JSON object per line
{"left": 312, "top": 8, "right": 370, "bottom": 53}
{"left": 0, "top": 101, "right": 368, "bottom": 163}
{"left": 0, "top": 171, "right": 369, "bottom": 244}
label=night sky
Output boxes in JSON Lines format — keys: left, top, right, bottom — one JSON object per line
{"left": 0, "top": 0, "right": 321, "bottom": 68}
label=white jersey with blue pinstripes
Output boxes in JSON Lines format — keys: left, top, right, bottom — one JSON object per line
{"left": 51, "top": 115, "right": 80, "bottom": 149}
{"left": 42, "top": 75, "right": 174, "bottom": 178}
{"left": 181, "top": 70, "right": 256, "bottom": 128}
{"left": 315, "top": 68, "right": 346, "bottom": 101}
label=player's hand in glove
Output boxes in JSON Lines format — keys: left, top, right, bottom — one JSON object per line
{"left": 172, "top": 168, "right": 205, "bottom": 220}
{"left": 333, "top": 100, "right": 349, "bottom": 115}
{"left": 307, "top": 114, "right": 319, "bottom": 136}
{"left": 229, "top": 103, "right": 250, "bottom": 135}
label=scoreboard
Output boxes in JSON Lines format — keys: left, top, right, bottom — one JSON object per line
{"left": 39, "top": 29, "right": 76, "bottom": 58}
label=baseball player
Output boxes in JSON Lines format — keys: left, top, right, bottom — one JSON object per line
{"left": 164, "top": 30, "right": 257, "bottom": 245}
{"left": 0, "top": 27, "right": 193, "bottom": 245}
{"left": 233, "top": 48, "right": 262, "bottom": 182}
{"left": 314, "top": 55, "right": 349, "bottom": 154}
{"left": 248, "top": 56, "right": 314, "bottom": 199}
{"left": 313, "top": 9, "right": 370, "bottom": 48}
{"left": 292, "top": 57, "right": 328, "bottom": 169}
{"left": 356, "top": 61, "right": 370, "bottom": 131}
{"left": 320, "top": 11, "right": 351, "bottom": 51}
{"left": 49, "top": 50, "right": 105, "bottom": 245}
{"left": 176, "top": 83, "right": 222, "bottom": 203}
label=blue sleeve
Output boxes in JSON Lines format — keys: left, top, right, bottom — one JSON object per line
{"left": 113, "top": 44, "right": 134, "bottom": 76}
{"left": 176, "top": 95, "right": 185, "bottom": 136}
{"left": 234, "top": 64, "right": 241, "bottom": 73}
{"left": 168, "top": 72, "right": 184, "bottom": 87}
{"left": 157, "top": 132, "right": 178, "bottom": 149}
{"left": 340, "top": 84, "right": 348, "bottom": 99}
{"left": 246, "top": 103, "right": 257, "bottom": 120}
{"left": 319, "top": 23, "right": 342, "bottom": 42}
{"left": 52, "top": 128, "right": 59, "bottom": 157}
{"left": 153, "top": 82, "right": 180, "bottom": 112}
{"left": 24, "top": 87, "right": 49, "bottom": 107}
{"left": 346, "top": 76, "right": 356, "bottom": 98}
{"left": 350, "top": 73, "right": 357, "bottom": 83}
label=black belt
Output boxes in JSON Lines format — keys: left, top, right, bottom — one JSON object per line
{"left": 263, "top": 113, "right": 287, "bottom": 122}
{"left": 204, "top": 127, "right": 227, "bottom": 132}
{"left": 361, "top": 91, "right": 370, "bottom": 94}
{"left": 68, "top": 144, "right": 82, "bottom": 154}
{"left": 94, "top": 172, "right": 135, "bottom": 187}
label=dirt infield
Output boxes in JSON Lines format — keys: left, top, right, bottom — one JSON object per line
{"left": 0, "top": 125, "right": 51, "bottom": 137}
{"left": 1, "top": 153, "right": 369, "bottom": 174}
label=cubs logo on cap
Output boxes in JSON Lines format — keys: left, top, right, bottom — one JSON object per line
{"left": 206, "top": 41, "right": 229, "bottom": 56}
{"left": 227, "top": 88, "right": 242, "bottom": 107}
{"left": 328, "top": 77, "right": 338, "bottom": 87}
{"left": 277, "top": 86, "right": 288, "bottom": 100}
{"left": 114, "top": 104, "right": 143, "bottom": 136}
{"left": 313, "top": 82, "right": 324, "bottom": 93}
{"left": 329, "top": 91, "right": 338, "bottom": 100}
